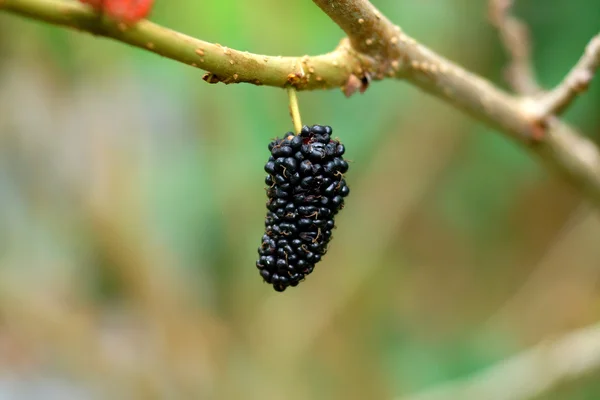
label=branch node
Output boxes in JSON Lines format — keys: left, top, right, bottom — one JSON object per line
{"left": 202, "top": 73, "right": 221, "bottom": 84}
{"left": 341, "top": 71, "right": 371, "bottom": 98}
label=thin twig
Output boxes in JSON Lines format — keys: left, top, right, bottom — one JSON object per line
{"left": 488, "top": 0, "right": 540, "bottom": 95}
{"left": 287, "top": 87, "right": 302, "bottom": 134}
{"left": 398, "top": 322, "right": 600, "bottom": 400}
{"left": 537, "top": 34, "right": 600, "bottom": 117}
{"left": 3, "top": 0, "right": 600, "bottom": 211}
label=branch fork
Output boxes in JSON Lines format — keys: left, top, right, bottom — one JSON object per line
{"left": 488, "top": 0, "right": 599, "bottom": 138}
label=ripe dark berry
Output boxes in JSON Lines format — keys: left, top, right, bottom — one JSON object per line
{"left": 256, "top": 125, "right": 350, "bottom": 292}
{"left": 265, "top": 161, "right": 276, "bottom": 174}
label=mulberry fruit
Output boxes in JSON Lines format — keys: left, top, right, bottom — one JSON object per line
{"left": 256, "top": 125, "right": 350, "bottom": 292}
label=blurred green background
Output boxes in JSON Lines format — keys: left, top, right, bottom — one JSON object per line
{"left": 1, "top": 0, "right": 600, "bottom": 399}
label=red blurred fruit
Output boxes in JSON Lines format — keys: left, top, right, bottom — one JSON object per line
{"left": 103, "top": 0, "right": 154, "bottom": 24}
{"left": 78, "top": 0, "right": 154, "bottom": 25}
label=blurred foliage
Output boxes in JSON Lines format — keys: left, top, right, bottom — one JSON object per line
{"left": 0, "top": 0, "right": 600, "bottom": 399}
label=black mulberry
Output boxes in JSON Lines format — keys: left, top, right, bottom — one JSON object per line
{"left": 256, "top": 125, "right": 350, "bottom": 292}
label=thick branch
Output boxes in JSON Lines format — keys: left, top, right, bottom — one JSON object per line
{"left": 488, "top": 0, "right": 540, "bottom": 95}
{"left": 311, "top": 0, "right": 600, "bottom": 204}
{"left": 3, "top": 0, "right": 600, "bottom": 210}
{"left": 311, "top": 0, "right": 401, "bottom": 62}
{"left": 312, "top": 0, "right": 600, "bottom": 207}
{"left": 399, "top": 322, "right": 600, "bottom": 400}
{"left": 1, "top": 0, "right": 367, "bottom": 90}
{"left": 537, "top": 34, "right": 600, "bottom": 117}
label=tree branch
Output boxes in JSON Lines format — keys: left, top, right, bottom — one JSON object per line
{"left": 537, "top": 34, "right": 600, "bottom": 117}
{"left": 0, "top": 0, "right": 367, "bottom": 89}
{"left": 310, "top": 0, "right": 401, "bottom": 62}
{"left": 398, "top": 322, "right": 600, "bottom": 400}
{"left": 309, "top": 0, "right": 600, "bottom": 207}
{"left": 3, "top": 0, "right": 600, "bottom": 210}
{"left": 488, "top": 0, "right": 540, "bottom": 95}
